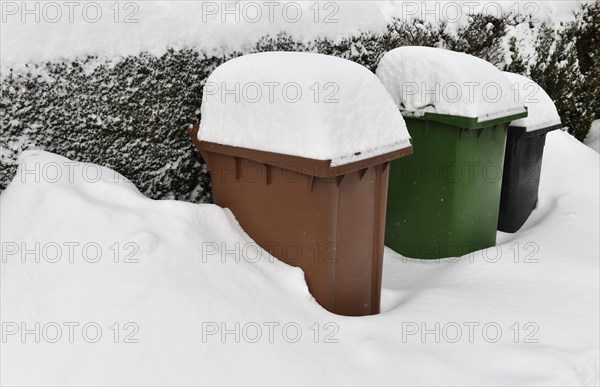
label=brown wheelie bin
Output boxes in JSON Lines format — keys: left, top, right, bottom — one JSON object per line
{"left": 190, "top": 125, "right": 411, "bottom": 316}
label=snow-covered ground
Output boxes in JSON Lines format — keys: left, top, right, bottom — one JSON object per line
{"left": 1, "top": 130, "right": 598, "bottom": 386}
{"left": 0, "top": 1, "right": 587, "bottom": 71}
{"left": 1, "top": 1, "right": 597, "bottom": 385}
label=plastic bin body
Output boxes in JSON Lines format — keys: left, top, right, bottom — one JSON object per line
{"left": 385, "top": 112, "right": 526, "bottom": 259}
{"left": 498, "top": 124, "right": 561, "bottom": 233}
{"left": 190, "top": 126, "right": 412, "bottom": 316}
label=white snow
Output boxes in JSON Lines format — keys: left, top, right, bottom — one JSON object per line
{"left": 199, "top": 52, "right": 411, "bottom": 165}
{"left": 0, "top": 1, "right": 587, "bottom": 72}
{"left": 376, "top": 46, "right": 527, "bottom": 121}
{"left": 377, "top": 1, "right": 587, "bottom": 29}
{"left": 2, "top": 130, "right": 599, "bottom": 385}
{"left": 503, "top": 72, "right": 561, "bottom": 131}
{"left": 585, "top": 120, "right": 600, "bottom": 153}
{"left": 0, "top": 1, "right": 389, "bottom": 71}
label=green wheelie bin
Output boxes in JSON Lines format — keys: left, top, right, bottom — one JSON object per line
{"left": 377, "top": 47, "right": 528, "bottom": 259}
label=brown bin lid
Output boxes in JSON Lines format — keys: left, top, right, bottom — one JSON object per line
{"left": 189, "top": 124, "right": 413, "bottom": 177}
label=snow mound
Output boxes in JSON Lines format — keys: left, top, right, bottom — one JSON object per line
{"left": 199, "top": 52, "right": 411, "bottom": 166}
{"left": 1, "top": 136, "right": 599, "bottom": 385}
{"left": 503, "top": 72, "right": 561, "bottom": 131}
{"left": 376, "top": 46, "right": 527, "bottom": 121}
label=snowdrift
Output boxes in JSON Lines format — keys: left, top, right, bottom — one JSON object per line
{"left": 1, "top": 130, "right": 598, "bottom": 386}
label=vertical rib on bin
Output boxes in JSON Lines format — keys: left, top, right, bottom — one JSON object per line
{"left": 191, "top": 125, "right": 411, "bottom": 316}
{"left": 195, "top": 52, "right": 413, "bottom": 315}
{"left": 384, "top": 114, "right": 523, "bottom": 259}
{"left": 376, "top": 47, "right": 528, "bottom": 259}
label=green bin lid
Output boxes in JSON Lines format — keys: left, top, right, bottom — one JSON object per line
{"left": 377, "top": 47, "right": 529, "bottom": 128}
{"left": 404, "top": 109, "right": 529, "bottom": 129}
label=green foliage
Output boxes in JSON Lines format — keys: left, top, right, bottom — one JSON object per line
{"left": 1, "top": 7, "right": 597, "bottom": 200}
{"left": 0, "top": 49, "right": 220, "bottom": 201}
{"left": 504, "top": 36, "right": 528, "bottom": 74}
{"left": 443, "top": 14, "right": 508, "bottom": 65}
{"left": 576, "top": 1, "right": 600, "bottom": 121}
{"left": 529, "top": 1, "right": 599, "bottom": 141}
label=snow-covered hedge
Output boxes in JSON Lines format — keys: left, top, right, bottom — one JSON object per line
{"left": 1, "top": 3, "right": 597, "bottom": 201}
{"left": 1, "top": 50, "right": 221, "bottom": 202}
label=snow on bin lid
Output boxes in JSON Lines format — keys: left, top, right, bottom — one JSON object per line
{"left": 199, "top": 52, "right": 411, "bottom": 166}
{"left": 376, "top": 46, "right": 527, "bottom": 122}
{"left": 503, "top": 72, "right": 561, "bottom": 132}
